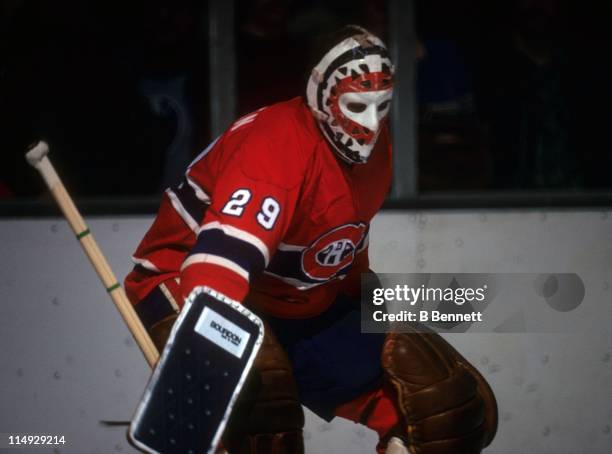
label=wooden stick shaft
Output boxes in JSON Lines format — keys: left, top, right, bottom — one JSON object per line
{"left": 33, "top": 154, "right": 159, "bottom": 367}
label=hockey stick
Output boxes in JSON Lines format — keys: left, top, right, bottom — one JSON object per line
{"left": 25, "top": 141, "right": 159, "bottom": 367}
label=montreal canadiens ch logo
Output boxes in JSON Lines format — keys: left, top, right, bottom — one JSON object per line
{"left": 301, "top": 223, "right": 367, "bottom": 281}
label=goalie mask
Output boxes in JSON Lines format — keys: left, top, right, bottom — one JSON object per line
{"left": 307, "top": 28, "right": 394, "bottom": 164}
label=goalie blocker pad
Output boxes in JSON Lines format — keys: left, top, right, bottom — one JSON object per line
{"left": 130, "top": 286, "right": 264, "bottom": 454}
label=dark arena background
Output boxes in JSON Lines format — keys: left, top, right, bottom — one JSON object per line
{"left": 1, "top": 1, "right": 611, "bottom": 453}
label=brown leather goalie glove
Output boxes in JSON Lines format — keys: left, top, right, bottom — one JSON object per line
{"left": 149, "top": 314, "right": 177, "bottom": 352}
{"left": 381, "top": 331, "right": 498, "bottom": 453}
{"left": 221, "top": 323, "right": 304, "bottom": 454}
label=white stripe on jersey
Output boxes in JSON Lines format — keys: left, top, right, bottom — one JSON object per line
{"left": 199, "top": 221, "right": 271, "bottom": 265}
{"left": 166, "top": 188, "right": 199, "bottom": 233}
{"left": 358, "top": 232, "right": 369, "bottom": 252}
{"left": 131, "top": 257, "right": 161, "bottom": 272}
{"left": 262, "top": 270, "right": 328, "bottom": 290}
{"left": 229, "top": 113, "right": 258, "bottom": 132}
{"left": 159, "top": 282, "right": 180, "bottom": 312}
{"left": 277, "top": 242, "right": 306, "bottom": 252}
{"left": 181, "top": 253, "right": 249, "bottom": 281}
{"left": 185, "top": 176, "right": 211, "bottom": 203}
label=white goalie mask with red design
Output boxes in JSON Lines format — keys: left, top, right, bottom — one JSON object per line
{"left": 306, "top": 28, "right": 394, "bottom": 164}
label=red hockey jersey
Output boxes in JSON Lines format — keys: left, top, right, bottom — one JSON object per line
{"left": 125, "top": 97, "right": 392, "bottom": 319}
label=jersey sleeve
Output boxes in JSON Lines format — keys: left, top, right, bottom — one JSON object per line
{"left": 179, "top": 124, "right": 306, "bottom": 302}
{"left": 124, "top": 175, "right": 210, "bottom": 315}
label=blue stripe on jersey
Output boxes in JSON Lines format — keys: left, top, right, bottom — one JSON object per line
{"left": 356, "top": 225, "right": 370, "bottom": 251}
{"left": 266, "top": 249, "right": 353, "bottom": 284}
{"left": 266, "top": 249, "right": 304, "bottom": 280}
{"left": 133, "top": 275, "right": 178, "bottom": 332}
{"left": 172, "top": 178, "right": 208, "bottom": 225}
{"left": 189, "top": 228, "right": 266, "bottom": 275}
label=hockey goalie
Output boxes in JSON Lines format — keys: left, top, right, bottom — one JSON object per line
{"left": 125, "top": 25, "right": 498, "bottom": 454}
